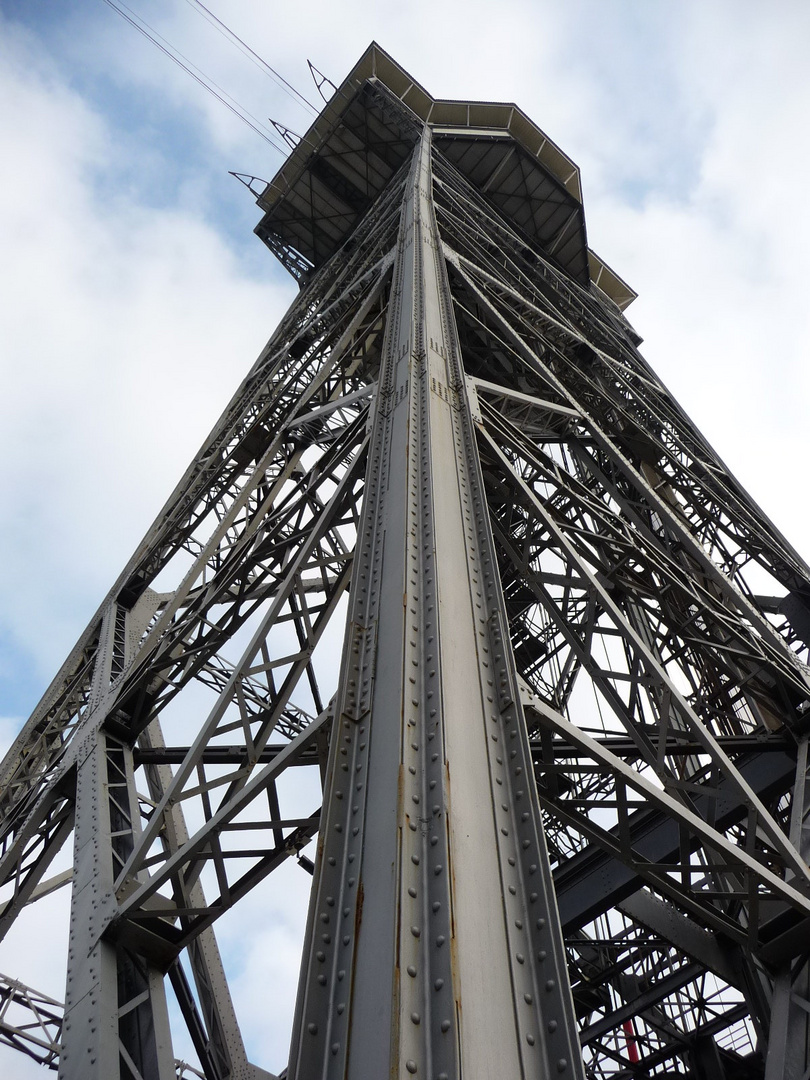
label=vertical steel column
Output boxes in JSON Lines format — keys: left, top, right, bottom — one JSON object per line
{"left": 59, "top": 606, "right": 174, "bottom": 1080}
{"left": 288, "top": 130, "right": 583, "bottom": 1079}
{"left": 765, "top": 736, "right": 810, "bottom": 1080}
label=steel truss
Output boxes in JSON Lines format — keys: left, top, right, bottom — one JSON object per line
{"left": 3, "top": 41, "right": 810, "bottom": 1080}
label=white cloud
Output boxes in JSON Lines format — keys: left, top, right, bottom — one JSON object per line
{"left": 0, "top": 15, "right": 293, "bottom": 688}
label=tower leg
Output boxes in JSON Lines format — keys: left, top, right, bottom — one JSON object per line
{"left": 288, "top": 131, "right": 583, "bottom": 1080}
{"left": 60, "top": 725, "right": 174, "bottom": 1080}
{"left": 765, "top": 737, "right": 810, "bottom": 1080}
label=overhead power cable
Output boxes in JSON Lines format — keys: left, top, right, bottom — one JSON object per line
{"left": 99, "top": 0, "right": 289, "bottom": 156}
{"left": 183, "top": 0, "right": 319, "bottom": 117}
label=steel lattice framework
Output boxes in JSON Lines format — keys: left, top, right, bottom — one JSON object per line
{"left": 3, "top": 42, "right": 810, "bottom": 1080}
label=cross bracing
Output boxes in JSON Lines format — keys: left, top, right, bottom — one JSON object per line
{"left": 2, "top": 40, "right": 810, "bottom": 1080}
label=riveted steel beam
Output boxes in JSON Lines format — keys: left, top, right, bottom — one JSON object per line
{"left": 60, "top": 728, "right": 174, "bottom": 1078}
{"left": 287, "top": 129, "right": 583, "bottom": 1080}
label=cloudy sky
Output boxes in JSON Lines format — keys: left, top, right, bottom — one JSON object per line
{"left": 1, "top": 0, "right": 809, "bottom": 1075}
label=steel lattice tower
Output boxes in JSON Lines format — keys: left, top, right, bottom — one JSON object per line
{"left": 3, "top": 42, "right": 810, "bottom": 1080}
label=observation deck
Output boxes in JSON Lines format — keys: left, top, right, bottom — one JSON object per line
{"left": 254, "top": 42, "right": 636, "bottom": 310}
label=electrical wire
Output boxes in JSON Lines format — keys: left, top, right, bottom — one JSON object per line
{"left": 182, "top": 0, "right": 319, "bottom": 117}
{"left": 99, "top": 0, "right": 289, "bottom": 156}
